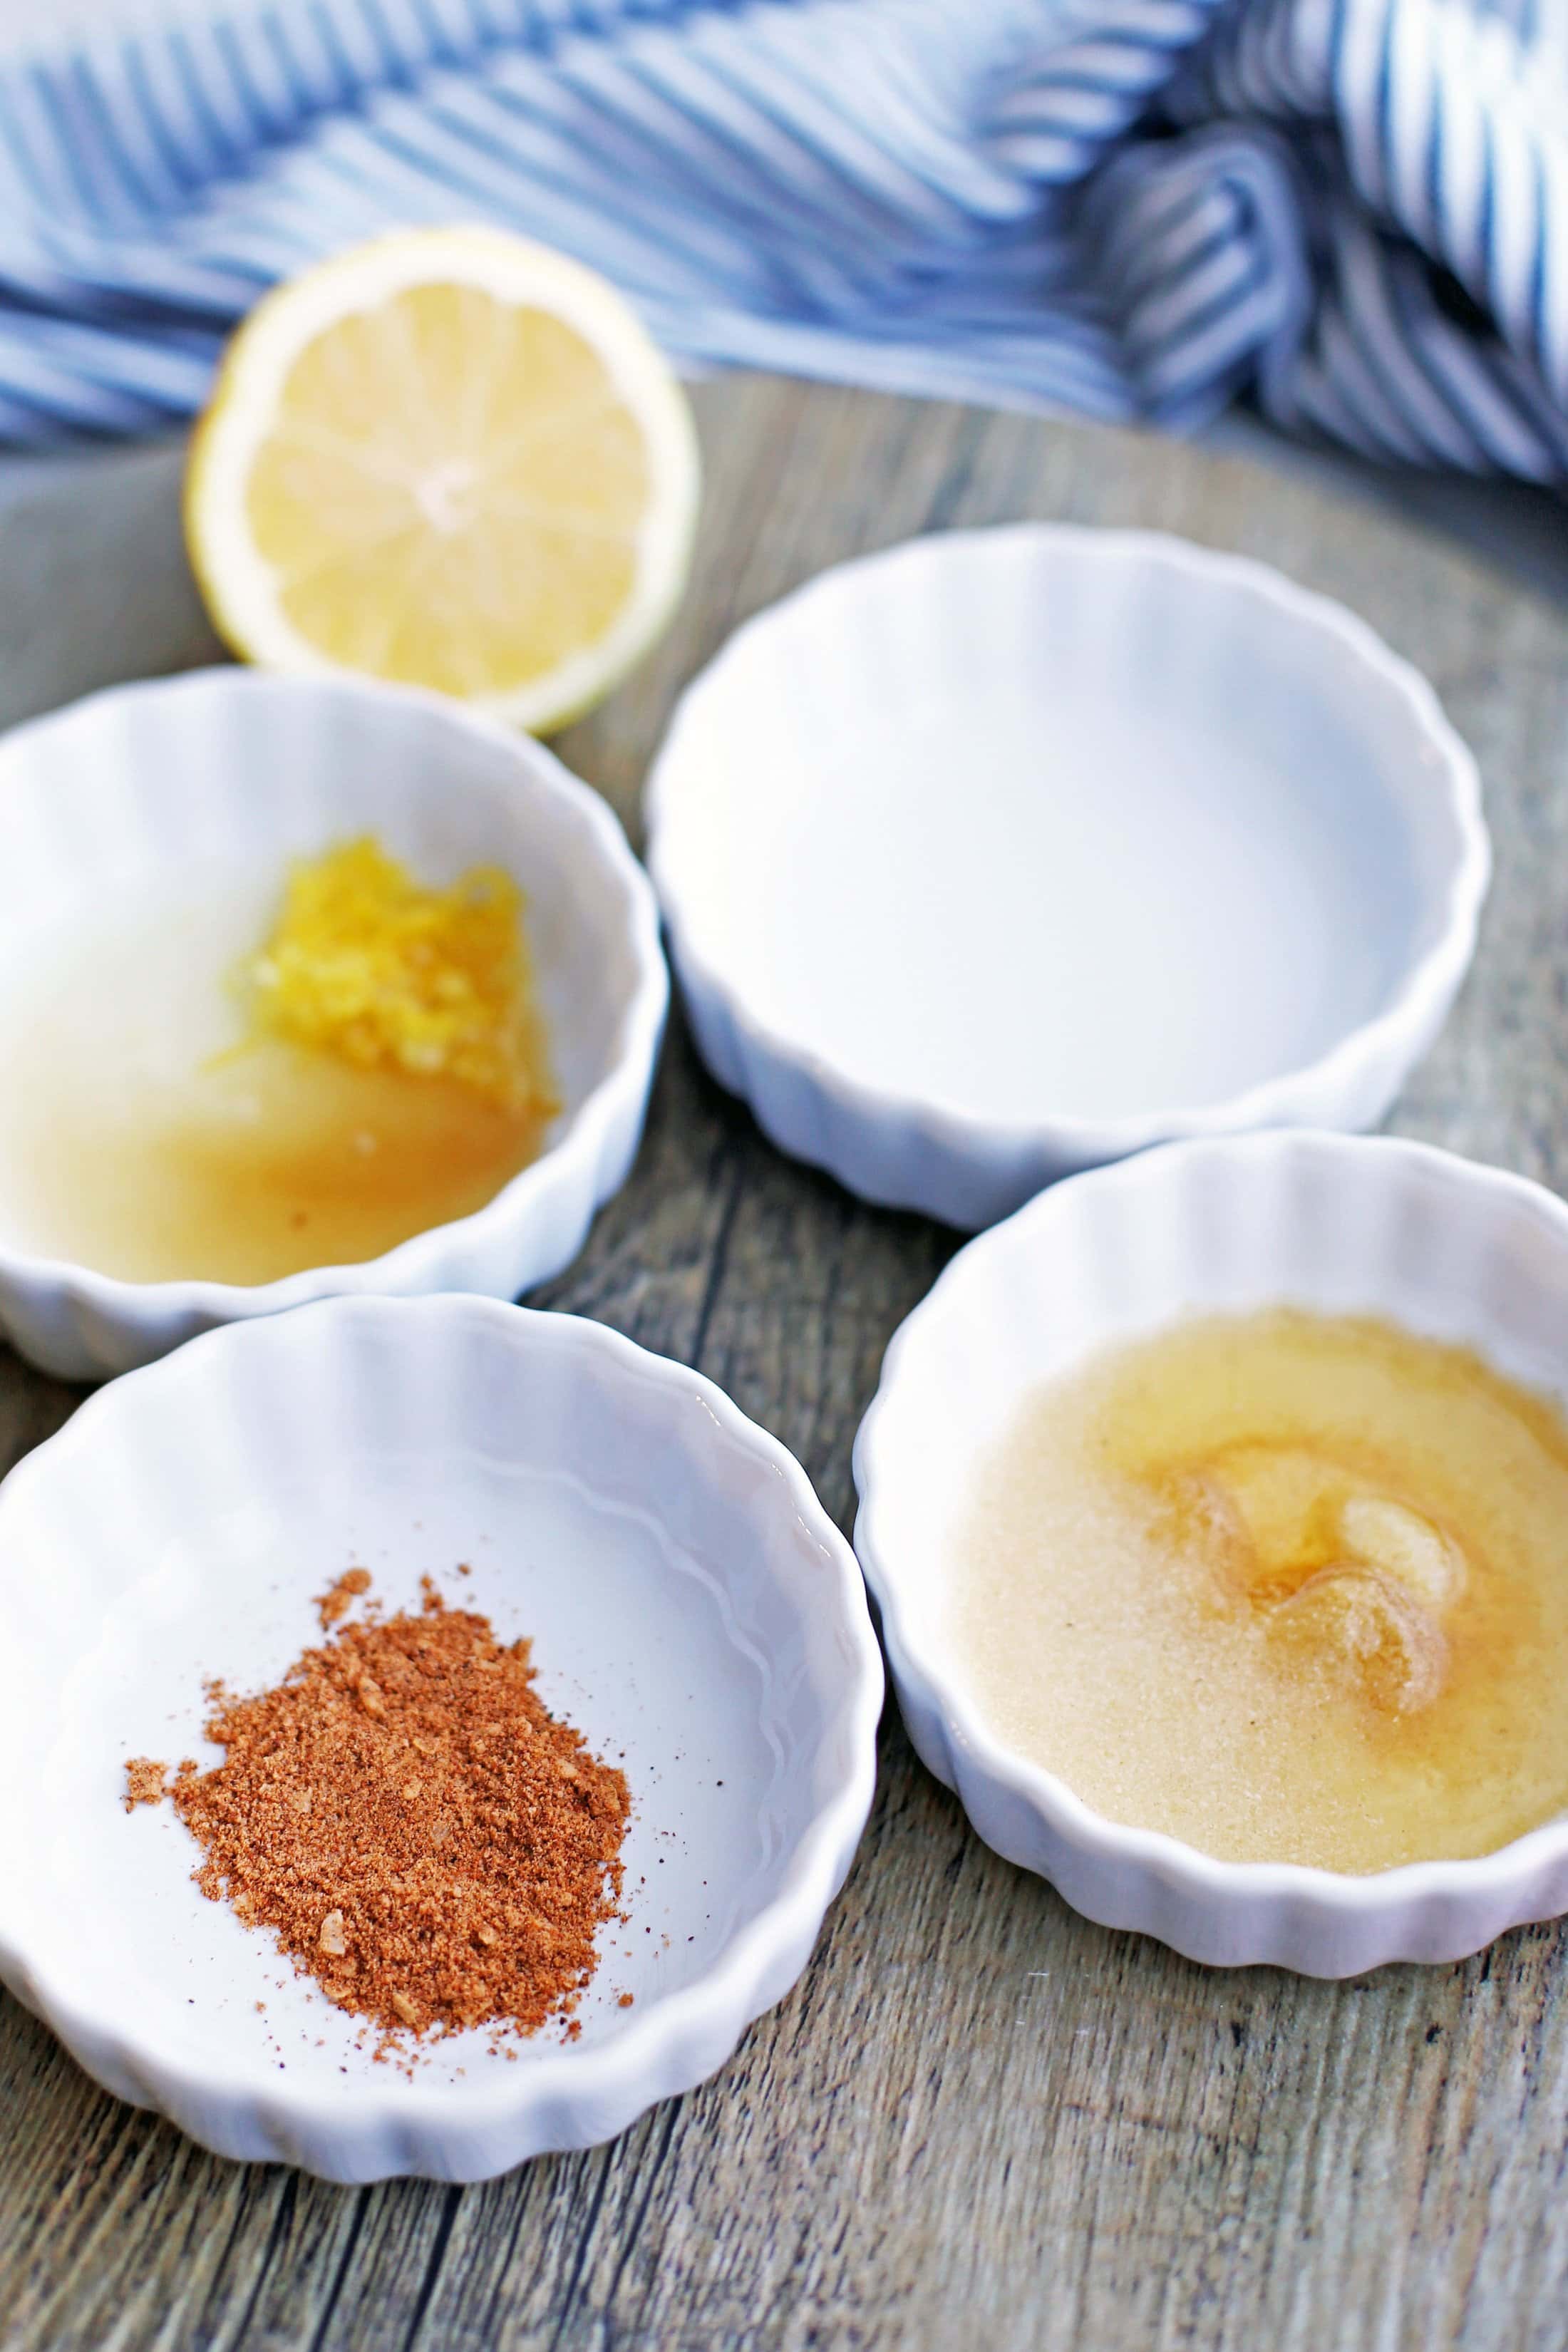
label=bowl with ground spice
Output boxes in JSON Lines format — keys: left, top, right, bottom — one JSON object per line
{"left": 0, "top": 667, "right": 666, "bottom": 1380}
{"left": 0, "top": 1292, "right": 880, "bottom": 2180}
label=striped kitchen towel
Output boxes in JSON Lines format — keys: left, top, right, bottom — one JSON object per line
{"left": 0, "top": 0, "right": 1564, "bottom": 476}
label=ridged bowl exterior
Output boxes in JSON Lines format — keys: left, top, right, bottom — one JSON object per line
{"left": 0, "top": 671, "right": 668, "bottom": 1380}
{"left": 855, "top": 1132, "right": 1568, "bottom": 1974}
{"left": 0, "top": 1294, "right": 882, "bottom": 2178}
{"left": 648, "top": 529, "right": 1489, "bottom": 1230}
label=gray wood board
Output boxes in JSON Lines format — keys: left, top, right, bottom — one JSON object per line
{"left": 1, "top": 376, "right": 1567, "bottom": 2352}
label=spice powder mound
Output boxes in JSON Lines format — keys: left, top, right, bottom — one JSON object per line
{"left": 148, "top": 1574, "right": 630, "bottom": 2044}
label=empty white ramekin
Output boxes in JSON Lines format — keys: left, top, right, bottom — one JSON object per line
{"left": 0, "top": 1292, "right": 882, "bottom": 2180}
{"left": 0, "top": 670, "right": 667, "bottom": 1381}
{"left": 855, "top": 1131, "right": 1568, "bottom": 1975}
{"left": 647, "top": 529, "right": 1489, "bottom": 1229}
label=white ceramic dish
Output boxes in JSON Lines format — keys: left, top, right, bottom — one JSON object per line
{"left": 647, "top": 527, "right": 1489, "bottom": 1229}
{"left": 0, "top": 1292, "right": 882, "bottom": 2180}
{"left": 855, "top": 1130, "right": 1568, "bottom": 1976}
{"left": 0, "top": 669, "right": 667, "bottom": 1381}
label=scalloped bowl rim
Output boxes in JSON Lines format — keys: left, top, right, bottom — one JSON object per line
{"left": 0, "top": 1292, "right": 884, "bottom": 2149}
{"left": 647, "top": 527, "right": 1491, "bottom": 1157}
{"left": 0, "top": 670, "right": 669, "bottom": 1322}
{"left": 853, "top": 1132, "right": 1568, "bottom": 1919}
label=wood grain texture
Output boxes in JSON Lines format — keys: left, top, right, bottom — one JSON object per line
{"left": 2, "top": 376, "right": 1567, "bottom": 2352}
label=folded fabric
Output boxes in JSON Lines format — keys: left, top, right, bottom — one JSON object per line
{"left": 0, "top": 0, "right": 1563, "bottom": 478}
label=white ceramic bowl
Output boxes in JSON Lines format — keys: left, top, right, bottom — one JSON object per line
{"left": 855, "top": 1130, "right": 1568, "bottom": 1976}
{"left": 0, "top": 669, "right": 668, "bottom": 1381}
{"left": 647, "top": 528, "right": 1488, "bottom": 1229}
{"left": 0, "top": 1292, "right": 882, "bottom": 2180}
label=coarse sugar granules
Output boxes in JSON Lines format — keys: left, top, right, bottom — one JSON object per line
{"left": 127, "top": 1572, "right": 629, "bottom": 2046}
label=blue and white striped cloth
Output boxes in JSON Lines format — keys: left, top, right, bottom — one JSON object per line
{"left": 1, "top": 0, "right": 1565, "bottom": 475}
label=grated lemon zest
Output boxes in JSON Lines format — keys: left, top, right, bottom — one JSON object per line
{"left": 245, "top": 835, "right": 559, "bottom": 1113}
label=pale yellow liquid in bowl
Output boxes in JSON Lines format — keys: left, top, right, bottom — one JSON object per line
{"left": 0, "top": 889, "right": 555, "bottom": 1287}
{"left": 949, "top": 1310, "right": 1568, "bottom": 1872}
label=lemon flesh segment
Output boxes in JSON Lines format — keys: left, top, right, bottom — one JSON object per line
{"left": 186, "top": 232, "right": 698, "bottom": 731}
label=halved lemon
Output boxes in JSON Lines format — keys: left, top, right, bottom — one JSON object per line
{"left": 185, "top": 227, "right": 700, "bottom": 733}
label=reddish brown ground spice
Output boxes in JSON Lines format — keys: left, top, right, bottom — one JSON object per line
{"left": 123, "top": 1757, "right": 167, "bottom": 1811}
{"left": 317, "top": 1564, "right": 372, "bottom": 1629}
{"left": 130, "top": 1574, "right": 629, "bottom": 2043}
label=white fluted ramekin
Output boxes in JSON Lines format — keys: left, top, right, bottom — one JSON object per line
{"left": 647, "top": 529, "right": 1488, "bottom": 1230}
{"left": 855, "top": 1130, "right": 1568, "bottom": 1975}
{"left": 0, "top": 670, "right": 666, "bottom": 1380}
{"left": 0, "top": 1292, "right": 882, "bottom": 2180}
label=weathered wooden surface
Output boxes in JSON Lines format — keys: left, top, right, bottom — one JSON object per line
{"left": 2, "top": 377, "right": 1567, "bottom": 2352}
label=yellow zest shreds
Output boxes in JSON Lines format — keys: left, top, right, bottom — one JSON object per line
{"left": 247, "top": 837, "right": 559, "bottom": 1113}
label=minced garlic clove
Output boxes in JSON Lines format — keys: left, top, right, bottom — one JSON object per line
{"left": 1267, "top": 1565, "right": 1448, "bottom": 1715}
{"left": 1338, "top": 1495, "right": 1466, "bottom": 1610}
